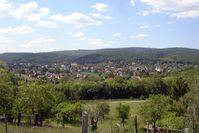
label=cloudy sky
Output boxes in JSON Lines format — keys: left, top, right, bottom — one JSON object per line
{"left": 0, "top": 0, "right": 199, "bottom": 53}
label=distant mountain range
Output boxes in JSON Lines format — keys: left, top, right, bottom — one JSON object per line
{"left": 0, "top": 47, "right": 199, "bottom": 64}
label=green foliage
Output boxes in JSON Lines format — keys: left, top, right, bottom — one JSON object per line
{"left": 169, "top": 77, "right": 189, "bottom": 100}
{"left": 105, "top": 77, "right": 128, "bottom": 99}
{"left": 180, "top": 83, "right": 199, "bottom": 132}
{"left": 56, "top": 102, "right": 83, "bottom": 124}
{"left": 116, "top": 103, "right": 130, "bottom": 124}
{"left": 171, "top": 100, "right": 187, "bottom": 116}
{"left": 96, "top": 102, "right": 110, "bottom": 119}
{"left": 0, "top": 82, "right": 14, "bottom": 115}
{"left": 150, "top": 78, "right": 168, "bottom": 95}
{"left": 13, "top": 82, "right": 58, "bottom": 118}
{"left": 140, "top": 95, "right": 172, "bottom": 127}
{"left": 0, "top": 68, "right": 16, "bottom": 116}
{"left": 157, "top": 112, "right": 187, "bottom": 129}
{"left": 0, "top": 61, "right": 7, "bottom": 68}
{"left": 49, "top": 72, "right": 196, "bottom": 101}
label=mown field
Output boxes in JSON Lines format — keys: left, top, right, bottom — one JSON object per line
{"left": 0, "top": 100, "right": 145, "bottom": 133}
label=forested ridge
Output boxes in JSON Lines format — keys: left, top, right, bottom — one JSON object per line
{"left": 0, "top": 47, "right": 199, "bottom": 64}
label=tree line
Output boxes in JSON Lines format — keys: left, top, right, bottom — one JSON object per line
{"left": 56, "top": 76, "right": 189, "bottom": 100}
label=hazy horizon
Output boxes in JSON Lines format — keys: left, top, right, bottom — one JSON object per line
{"left": 0, "top": 46, "right": 199, "bottom": 54}
{"left": 0, "top": 0, "right": 199, "bottom": 53}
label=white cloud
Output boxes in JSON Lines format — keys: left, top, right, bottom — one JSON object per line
{"left": 92, "top": 3, "right": 109, "bottom": 12}
{"left": 0, "top": 25, "right": 34, "bottom": 35}
{"left": 72, "top": 32, "right": 86, "bottom": 40}
{"left": 129, "top": 33, "right": 148, "bottom": 39}
{"left": 139, "top": 25, "right": 149, "bottom": 29}
{"left": 0, "top": 0, "right": 12, "bottom": 17}
{"left": 0, "top": 35, "right": 12, "bottom": 51}
{"left": 0, "top": 43, "right": 7, "bottom": 51}
{"left": 9, "top": 1, "right": 49, "bottom": 22}
{"left": 91, "top": 13, "right": 113, "bottom": 20}
{"left": 0, "top": 35, "right": 12, "bottom": 44}
{"left": 130, "top": 0, "right": 136, "bottom": 7}
{"left": 140, "top": 0, "right": 199, "bottom": 19}
{"left": 73, "top": 32, "right": 85, "bottom": 38}
{"left": 0, "top": 1, "right": 61, "bottom": 30}
{"left": 0, "top": 0, "right": 51, "bottom": 25}
{"left": 113, "top": 32, "right": 121, "bottom": 37}
{"left": 138, "top": 10, "right": 150, "bottom": 16}
{"left": 50, "top": 12, "right": 102, "bottom": 28}
{"left": 171, "top": 10, "right": 199, "bottom": 19}
{"left": 88, "top": 38, "right": 113, "bottom": 47}
{"left": 36, "top": 21, "right": 57, "bottom": 29}
{"left": 24, "top": 37, "right": 54, "bottom": 48}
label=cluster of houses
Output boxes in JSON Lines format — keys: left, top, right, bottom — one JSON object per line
{"left": 8, "top": 61, "right": 197, "bottom": 80}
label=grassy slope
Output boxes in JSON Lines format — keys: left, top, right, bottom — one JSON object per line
{"left": 0, "top": 100, "right": 145, "bottom": 133}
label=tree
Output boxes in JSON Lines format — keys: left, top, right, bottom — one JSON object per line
{"left": 0, "top": 82, "right": 14, "bottom": 121}
{"left": 56, "top": 102, "right": 83, "bottom": 125}
{"left": 96, "top": 102, "right": 110, "bottom": 120}
{"left": 13, "top": 82, "right": 56, "bottom": 119}
{"left": 0, "top": 68, "right": 16, "bottom": 122}
{"left": 157, "top": 112, "right": 187, "bottom": 130}
{"left": 182, "top": 85, "right": 199, "bottom": 133}
{"left": 116, "top": 103, "right": 130, "bottom": 125}
{"left": 0, "top": 61, "right": 7, "bottom": 69}
{"left": 140, "top": 95, "right": 172, "bottom": 132}
{"left": 150, "top": 78, "right": 168, "bottom": 95}
{"left": 105, "top": 76, "right": 128, "bottom": 99}
{"left": 169, "top": 77, "right": 189, "bottom": 100}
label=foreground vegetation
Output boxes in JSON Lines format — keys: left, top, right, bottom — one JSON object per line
{"left": 0, "top": 100, "right": 143, "bottom": 133}
{"left": 0, "top": 63, "right": 199, "bottom": 132}
{"left": 0, "top": 124, "right": 80, "bottom": 133}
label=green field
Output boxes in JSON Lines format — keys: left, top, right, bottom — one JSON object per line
{"left": 0, "top": 100, "right": 145, "bottom": 133}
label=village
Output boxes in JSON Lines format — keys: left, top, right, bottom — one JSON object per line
{"left": 8, "top": 61, "right": 196, "bottom": 80}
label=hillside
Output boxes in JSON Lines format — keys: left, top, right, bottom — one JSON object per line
{"left": 0, "top": 47, "right": 199, "bottom": 64}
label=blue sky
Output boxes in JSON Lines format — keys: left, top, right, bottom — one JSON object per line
{"left": 0, "top": 0, "right": 199, "bottom": 53}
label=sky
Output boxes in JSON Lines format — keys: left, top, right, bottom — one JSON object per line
{"left": 0, "top": 0, "right": 199, "bottom": 53}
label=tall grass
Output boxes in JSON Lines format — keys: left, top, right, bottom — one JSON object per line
{"left": 0, "top": 124, "right": 81, "bottom": 133}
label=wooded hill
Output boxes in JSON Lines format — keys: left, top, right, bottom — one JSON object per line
{"left": 0, "top": 47, "right": 199, "bottom": 64}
